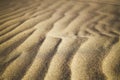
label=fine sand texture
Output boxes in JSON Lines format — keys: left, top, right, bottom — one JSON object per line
{"left": 0, "top": 0, "right": 120, "bottom": 80}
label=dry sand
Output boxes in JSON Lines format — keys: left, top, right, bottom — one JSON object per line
{"left": 0, "top": 0, "right": 120, "bottom": 80}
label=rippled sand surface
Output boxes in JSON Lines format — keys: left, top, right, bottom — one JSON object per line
{"left": 0, "top": 0, "right": 120, "bottom": 80}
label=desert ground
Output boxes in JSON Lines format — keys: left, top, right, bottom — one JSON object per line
{"left": 0, "top": 0, "right": 120, "bottom": 80}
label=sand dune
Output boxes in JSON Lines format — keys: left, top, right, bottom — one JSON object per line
{"left": 0, "top": 0, "right": 120, "bottom": 80}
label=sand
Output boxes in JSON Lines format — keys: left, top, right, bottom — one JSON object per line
{"left": 0, "top": 0, "right": 120, "bottom": 80}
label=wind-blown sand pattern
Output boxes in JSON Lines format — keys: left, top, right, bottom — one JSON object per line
{"left": 0, "top": 0, "right": 120, "bottom": 80}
